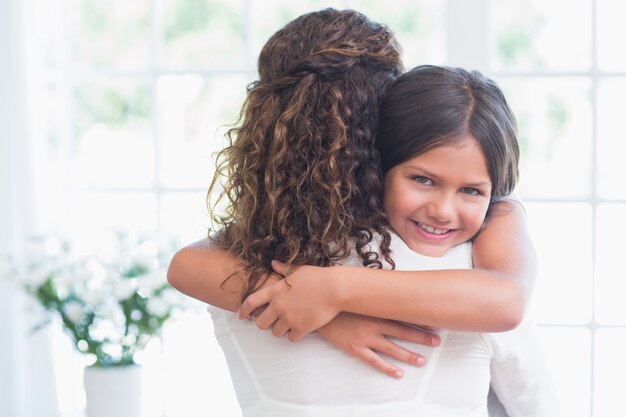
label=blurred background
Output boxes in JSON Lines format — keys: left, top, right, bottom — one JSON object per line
{"left": 1, "top": 0, "right": 624, "bottom": 416}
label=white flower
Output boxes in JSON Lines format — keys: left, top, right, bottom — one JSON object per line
{"left": 139, "top": 239, "right": 159, "bottom": 257}
{"left": 159, "top": 288, "right": 181, "bottom": 307}
{"left": 85, "top": 258, "right": 106, "bottom": 281}
{"left": 101, "top": 342, "right": 123, "bottom": 359}
{"left": 105, "top": 265, "right": 123, "bottom": 279}
{"left": 99, "top": 302, "right": 125, "bottom": 325}
{"left": 42, "top": 237, "right": 64, "bottom": 257}
{"left": 130, "top": 252, "right": 157, "bottom": 270}
{"left": 146, "top": 298, "right": 169, "bottom": 318}
{"left": 82, "top": 284, "right": 106, "bottom": 306}
{"left": 89, "top": 319, "right": 116, "bottom": 342}
{"left": 53, "top": 271, "right": 82, "bottom": 295}
{"left": 3, "top": 232, "right": 181, "bottom": 367}
{"left": 28, "top": 263, "right": 56, "bottom": 288}
{"left": 64, "top": 301, "right": 85, "bottom": 324}
{"left": 113, "top": 279, "right": 135, "bottom": 300}
{"left": 52, "top": 276, "right": 70, "bottom": 294}
{"left": 138, "top": 270, "right": 166, "bottom": 296}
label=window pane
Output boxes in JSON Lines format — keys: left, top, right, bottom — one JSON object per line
{"left": 161, "top": 192, "right": 210, "bottom": 244}
{"left": 38, "top": 82, "right": 66, "bottom": 157}
{"left": 351, "top": 0, "right": 445, "bottom": 68}
{"left": 157, "top": 74, "right": 248, "bottom": 188}
{"left": 67, "top": 192, "right": 158, "bottom": 251}
{"left": 597, "top": 0, "right": 626, "bottom": 71}
{"left": 525, "top": 203, "right": 593, "bottom": 324}
{"left": 539, "top": 327, "right": 591, "bottom": 417}
{"left": 160, "top": 0, "right": 247, "bottom": 70}
{"left": 595, "top": 203, "right": 626, "bottom": 325}
{"left": 32, "top": 82, "right": 69, "bottom": 227}
{"left": 68, "top": 0, "right": 151, "bottom": 70}
{"left": 249, "top": 0, "right": 346, "bottom": 60}
{"left": 597, "top": 78, "right": 626, "bottom": 199}
{"left": 499, "top": 78, "right": 592, "bottom": 199}
{"left": 491, "top": 0, "right": 591, "bottom": 71}
{"left": 33, "top": 0, "right": 64, "bottom": 68}
{"left": 72, "top": 81, "right": 154, "bottom": 189}
{"left": 595, "top": 329, "right": 626, "bottom": 417}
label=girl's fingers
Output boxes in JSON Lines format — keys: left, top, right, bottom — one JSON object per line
{"left": 249, "top": 304, "right": 268, "bottom": 319}
{"left": 264, "top": 316, "right": 304, "bottom": 341}
{"left": 271, "top": 318, "right": 291, "bottom": 338}
{"left": 415, "top": 324, "right": 440, "bottom": 332}
{"left": 237, "top": 287, "right": 273, "bottom": 319}
{"left": 252, "top": 307, "right": 279, "bottom": 331}
{"left": 287, "top": 328, "right": 305, "bottom": 342}
{"left": 382, "top": 322, "right": 440, "bottom": 347}
{"left": 352, "top": 347, "right": 405, "bottom": 379}
{"left": 374, "top": 338, "right": 427, "bottom": 368}
{"left": 270, "top": 259, "right": 291, "bottom": 276}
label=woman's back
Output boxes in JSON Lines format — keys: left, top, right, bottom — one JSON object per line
{"left": 209, "top": 238, "right": 499, "bottom": 416}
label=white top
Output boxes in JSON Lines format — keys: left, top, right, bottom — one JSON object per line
{"left": 209, "top": 235, "right": 557, "bottom": 417}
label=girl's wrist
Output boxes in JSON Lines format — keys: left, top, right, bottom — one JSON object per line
{"left": 329, "top": 265, "right": 352, "bottom": 312}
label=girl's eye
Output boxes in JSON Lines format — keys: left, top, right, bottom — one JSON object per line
{"left": 413, "top": 176, "right": 432, "bottom": 185}
{"left": 461, "top": 187, "right": 482, "bottom": 196}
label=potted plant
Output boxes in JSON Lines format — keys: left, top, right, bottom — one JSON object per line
{"left": 3, "top": 232, "right": 186, "bottom": 417}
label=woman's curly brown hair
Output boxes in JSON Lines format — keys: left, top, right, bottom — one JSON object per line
{"left": 208, "top": 8, "right": 403, "bottom": 300}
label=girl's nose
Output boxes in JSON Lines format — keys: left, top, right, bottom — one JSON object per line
{"left": 426, "top": 192, "right": 455, "bottom": 223}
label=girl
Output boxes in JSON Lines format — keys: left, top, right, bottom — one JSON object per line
{"left": 168, "top": 9, "right": 532, "bottom": 379}
{"left": 229, "top": 66, "right": 557, "bottom": 416}
{"left": 238, "top": 63, "right": 526, "bottom": 340}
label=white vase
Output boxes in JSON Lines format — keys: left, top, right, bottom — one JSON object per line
{"left": 83, "top": 364, "right": 143, "bottom": 417}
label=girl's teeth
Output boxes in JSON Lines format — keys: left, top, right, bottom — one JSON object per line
{"left": 418, "top": 223, "right": 450, "bottom": 235}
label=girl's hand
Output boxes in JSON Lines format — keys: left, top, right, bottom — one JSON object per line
{"left": 237, "top": 260, "right": 341, "bottom": 341}
{"left": 318, "top": 313, "right": 439, "bottom": 378}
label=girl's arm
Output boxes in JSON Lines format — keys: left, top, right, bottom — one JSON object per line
{"left": 472, "top": 199, "right": 536, "bottom": 298}
{"left": 238, "top": 200, "right": 534, "bottom": 341}
{"left": 167, "top": 239, "right": 439, "bottom": 378}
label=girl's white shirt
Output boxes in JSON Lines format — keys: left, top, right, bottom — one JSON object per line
{"left": 208, "top": 233, "right": 558, "bottom": 417}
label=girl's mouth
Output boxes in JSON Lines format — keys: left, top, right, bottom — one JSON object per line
{"left": 415, "top": 221, "right": 451, "bottom": 235}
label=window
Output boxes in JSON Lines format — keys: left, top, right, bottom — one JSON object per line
{"left": 26, "top": 1, "right": 623, "bottom": 416}
{"left": 487, "top": 1, "right": 626, "bottom": 416}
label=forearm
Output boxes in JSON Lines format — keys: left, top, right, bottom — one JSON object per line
{"left": 237, "top": 200, "right": 534, "bottom": 334}
{"left": 167, "top": 239, "right": 245, "bottom": 312}
{"left": 333, "top": 200, "right": 532, "bottom": 332}
{"left": 332, "top": 267, "right": 523, "bottom": 332}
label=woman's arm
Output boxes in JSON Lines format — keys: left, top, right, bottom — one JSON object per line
{"left": 238, "top": 200, "right": 534, "bottom": 340}
{"left": 167, "top": 239, "right": 246, "bottom": 312}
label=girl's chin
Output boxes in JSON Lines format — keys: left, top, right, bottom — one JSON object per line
{"left": 405, "top": 240, "right": 450, "bottom": 258}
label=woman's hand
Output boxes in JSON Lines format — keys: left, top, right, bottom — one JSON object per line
{"left": 237, "top": 260, "right": 341, "bottom": 341}
{"left": 317, "top": 312, "right": 439, "bottom": 378}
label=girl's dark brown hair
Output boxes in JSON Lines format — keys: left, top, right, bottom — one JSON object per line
{"left": 208, "top": 8, "right": 403, "bottom": 299}
{"left": 377, "top": 65, "right": 520, "bottom": 199}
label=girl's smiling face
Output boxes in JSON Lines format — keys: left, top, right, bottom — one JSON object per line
{"left": 383, "top": 136, "right": 492, "bottom": 257}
